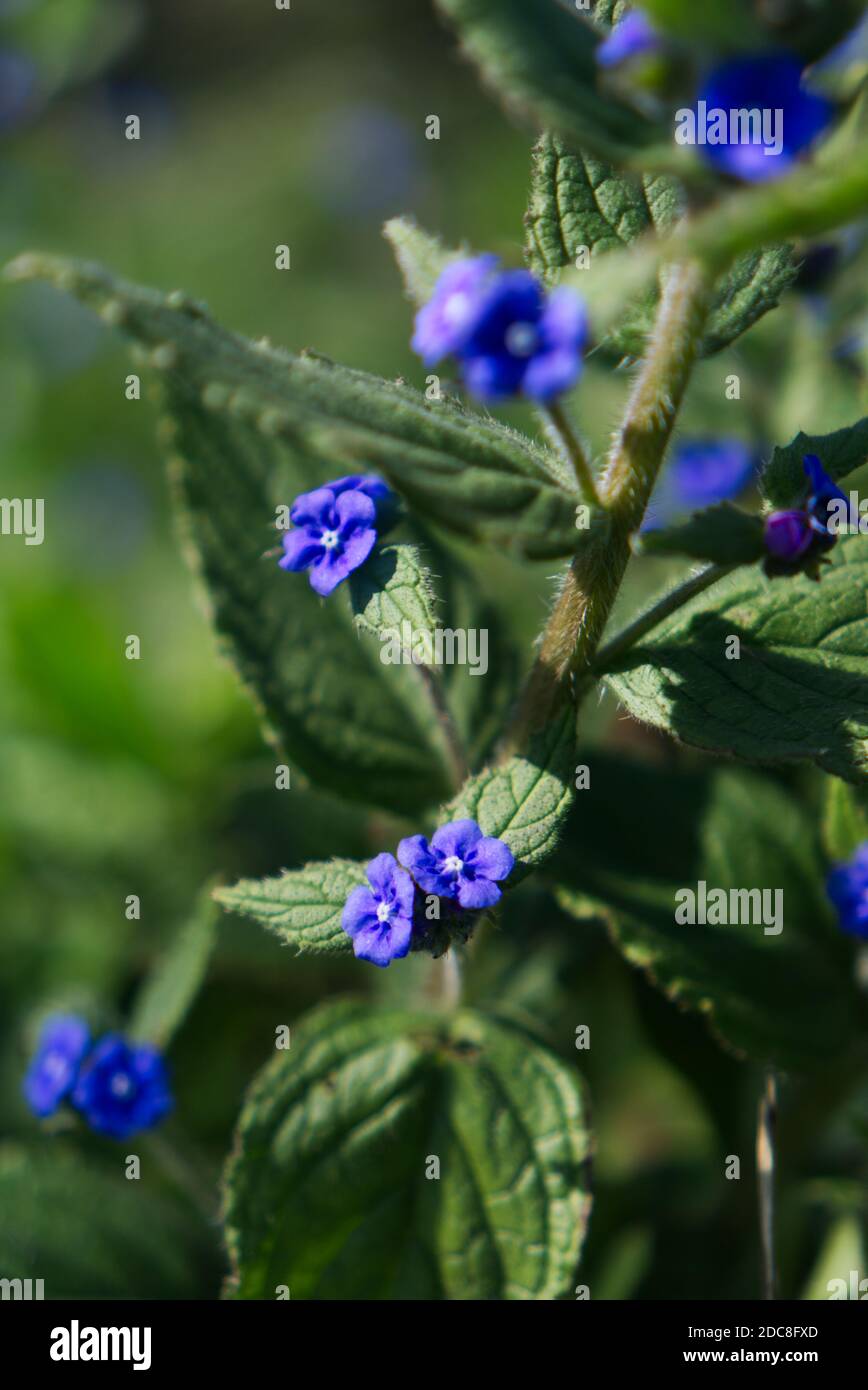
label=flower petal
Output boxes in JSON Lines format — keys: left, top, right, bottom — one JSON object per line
{"left": 457, "top": 877, "right": 503, "bottom": 909}
{"left": 289, "top": 486, "right": 337, "bottom": 527}
{"left": 431, "top": 819, "right": 483, "bottom": 860}
{"left": 278, "top": 527, "right": 324, "bottom": 572}
{"left": 342, "top": 885, "right": 379, "bottom": 938}
{"left": 467, "top": 835, "right": 514, "bottom": 882}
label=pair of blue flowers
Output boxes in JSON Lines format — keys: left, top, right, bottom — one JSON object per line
{"left": 342, "top": 818, "right": 514, "bottom": 967}
{"left": 24, "top": 1017, "right": 171, "bottom": 1141}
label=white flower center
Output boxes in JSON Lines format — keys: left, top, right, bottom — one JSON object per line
{"left": 442, "top": 855, "right": 464, "bottom": 875}
{"left": 505, "top": 321, "right": 539, "bottom": 357}
{"left": 443, "top": 290, "right": 472, "bottom": 326}
{"left": 376, "top": 900, "right": 393, "bottom": 924}
{"left": 320, "top": 529, "right": 340, "bottom": 551}
{"left": 110, "top": 1073, "right": 133, "bottom": 1098}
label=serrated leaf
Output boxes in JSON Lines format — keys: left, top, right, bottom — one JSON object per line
{"left": 822, "top": 778, "right": 868, "bottom": 863}
{"left": 129, "top": 885, "right": 220, "bottom": 1048}
{"left": 223, "top": 1000, "right": 591, "bottom": 1300}
{"left": 383, "top": 216, "right": 463, "bottom": 307}
{"left": 762, "top": 418, "right": 868, "bottom": 508}
{"left": 214, "top": 859, "right": 363, "bottom": 956}
{"left": 605, "top": 533, "right": 868, "bottom": 783}
{"left": 525, "top": 132, "right": 680, "bottom": 287}
{"left": 0, "top": 1143, "right": 217, "bottom": 1298}
{"left": 6, "top": 253, "right": 581, "bottom": 561}
{"left": 349, "top": 543, "right": 438, "bottom": 646}
{"left": 435, "top": 0, "right": 669, "bottom": 166}
{"left": 526, "top": 134, "right": 795, "bottom": 356}
{"left": 551, "top": 755, "right": 859, "bottom": 1070}
{"left": 449, "top": 705, "right": 576, "bottom": 876}
{"left": 638, "top": 503, "right": 765, "bottom": 565}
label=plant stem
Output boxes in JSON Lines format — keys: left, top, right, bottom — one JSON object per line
{"left": 506, "top": 260, "right": 714, "bottom": 748}
{"left": 415, "top": 662, "right": 468, "bottom": 790}
{"left": 593, "top": 562, "right": 738, "bottom": 674}
{"left": 425, "top": 948, "right": 463, "bottom": 1009}
{"left": 145, "top": 1129, "right": 217, "bottom": 1225}
{"left": 757, "top": 1069, "right": 778, "bottom": 1301}
{"left": 541, "top": 401, "right": 599, "bottom": 507}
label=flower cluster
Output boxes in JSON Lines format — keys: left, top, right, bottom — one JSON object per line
{"left": 23, "top": 1016, "right": 172, "bottom": 1141}
{"left": 413, "top": 257, "right": 588, "bottom": 403}
{"left": 342, "top": 818, "right": 514, "bottom": 967}
{"left": 763, "top": 454, "right": 849, "bottom": 579}
{"left": 826, "top": 843, "right": 868, "bottom": 940}
{"left": 279, "top": 474, "right": 397, "bottom": 595}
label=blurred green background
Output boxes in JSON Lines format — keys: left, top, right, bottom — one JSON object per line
{"left": 1, "top": 0, "right": 867, "bottom": 1299}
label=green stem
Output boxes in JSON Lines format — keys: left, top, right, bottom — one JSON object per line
{"left": 415, "top": 662, "right": 468, "bottom": 790}
{"left": 593, "top": 562, "right": 738, "bottom": 674}
{"left": 541, "top": 401, "right": 599, "bottom": 507}
{"left": 505, "top": 260, "right": 714, "bottom": 748}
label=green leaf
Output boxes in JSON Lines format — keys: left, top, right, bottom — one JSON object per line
{"left": 604, "top": 533, "right": 868, "bottom": 783}
{"left": 801, "top": 1214, "right": 866, "bottom": 1300}
{"left": 6, "top": 252, "right": 580, "bottom": 561}
{"left": 525, "top": 133, "right": 680, "bottom": 286}
{"left": 637, "top": 503, "right": 765, "bottom": 565}
{"left": 762, "top": 418, "right": 868, "bottom": 508}
{"left": 383, "top": 216, "right": 463, "bottom": 307}
{"left": 223, "top": 1000, "right": 591, "bottom": 1300}
{"left": 0, "top": 1143, "right": 217, "bottom": 1299}
{"left": 527, "top": 134, "right": 794, "bottom": 357}
{"left": 551, "top": 756, "right": 860, "bottom": 1070}
{"left": 449, "top": 705, "right": 576, "bottom": 877}
{"left": 129, "top": 885, "right": 220, "bottom": 1048}
{"left": 640, "top": 0, "right": 764, "bottom": 49}
{"left": 214, "top": 859, "right": 362, "bottom": 956}
{"left": 349, "top": 544, "right": 438, "bottom": 647}
{"left": 434, "top": 0, "right": 668, "bottom": 166}
{"left": 822, "top": 778, "right": 868, "bottom": 863}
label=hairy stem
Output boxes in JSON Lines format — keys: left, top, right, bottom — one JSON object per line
{"left": 593, "top": 562, "right": 738, "bottom": 674}
{"left": 541, "top": 400, "right": 599, "bottom": 506}
{"left": 506, "top": 260, "right": 714, "bottom": 747}
{"left": 415, "top": 662, "right": 468, "bottom": 789}
{"left": 757, "top": 1069, "right": 778, "bottom": 1301}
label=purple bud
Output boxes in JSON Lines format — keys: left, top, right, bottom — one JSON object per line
{"left": 763, "top": 509, "right": 814, "bottom": 563}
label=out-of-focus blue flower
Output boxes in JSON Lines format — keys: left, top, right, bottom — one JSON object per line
{"left": 0, "top": 50, "right": 38, "bottom": 132}
{"left": 596, "top": 11, "right": 662, "bottom": 69}
{"left": 826, "top": 843, "right": 868, "bottom": 940}
{"left": 695, "top": 54, "right": 835, "bottom": 182}
{"left": 342, "top": 852, "right": 416, "bottom": 967}
{"left": 644, "top": 438, "right": 758, "bottom": 530}
{"left": 398, "top": 818, "right": 514, "bottom": 910}
{"left": 71, "top": 1035, "right": 172, "bottom": 1140}
{"left": 413, "top": 258, "right": 588, "bottom": 403}
{"left": 279, "top": 484, "right": 379, "bottom": 596}
{"left": 23, "top": 1015, "right": 90, "bottom": 1119}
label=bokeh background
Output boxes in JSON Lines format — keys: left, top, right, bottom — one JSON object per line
{"left": 1, "top": 0, "right": 867, "bottom": 1299}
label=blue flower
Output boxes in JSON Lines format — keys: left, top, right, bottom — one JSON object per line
{"left": 279, "top": 483, "right": 379, "bottom": 596}
{"left": 342, "top": 852, "right": 416, "bottom": 967}
{"left": 596, "top": 11, "right": 662, "bottom": 69}
{"left": 398, "top": 818, "right": 514, "bottom": 910}
{"left": 763, "top": 454, "right": 850, "bottom": 576}
{"left": 71, "top": 1035, "right": 172, "bottom": 1140}
{"left": 413, "top": 259, "right": 589, "bottom": 403}
{"left": 644, "top": 438, "right": 757, "bottom": 530}
{"left": 695, "top": 54, "right": 835, "bottom": 182}
{"left": 22, "top": 1015, "right": 90, "bottom": 1119}
{"left": 826, "top": 843, "right": 868, "bottom": 940}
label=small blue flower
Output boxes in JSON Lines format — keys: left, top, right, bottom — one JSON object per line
{"left": 763, "top": 454, "right": 850, "bottom": 576}
{"left": 826, "top": 843, "right": 868, "bottom": 940}
{"left": 23, "top": 1015, "right": 90, "bottom": 1119}
{"left": 596, "top": 11, "right": 662, "bottom": 69}
{"left": 644, "top": 438, "right": 757, "bottom": 530}
{"left": 398, "top": 818, "right": 514, "bottom": 910}
{"left": 696, "top": 54, "right": 835, "bottom": 182}
{"left": 279, "top": 483, "right": 379, "bottom": 596}
{"left": 413, "top": 259, "right": 589, "bottom": 403}
{"left": 71, "top": 1035, "right": 172, "bottom": 1140}
{"left": 342, "top": 852, "right": 416, "bottom": 967}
